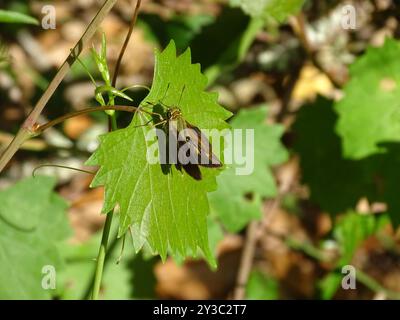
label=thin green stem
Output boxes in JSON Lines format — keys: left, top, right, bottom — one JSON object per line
{"left": 35, "top": 105, "right": 137, "bottom": 134}
{"left": 75, "top": 56, "right": 98, "bottom": 86}
{"left": 91, "top": 208, "right": 114, "bottom": 299}
{"left": 110, "top": 112, "right": 118, "bottom": 130}
{"left": 91, "top": 111, "right": 118, "bottom": 300}
{"left": 356, "top": 269, "right": 400, "bottom": 300}
{"left": 112, "top": 0, "right": 142, "bottom": 87}
{"left": 83, "top": 228, "right": 120, "bottom": 299}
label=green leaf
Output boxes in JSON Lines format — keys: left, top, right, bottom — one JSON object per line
{"left": 209, "top": 106, "right": 288, "bottom": 232}
{"left": 293, "top": 97, "right": 376, "bottom": 214}
{"left": 139, "top": 14, "right": 214, "bottom": 52}
{"left": 334, "top": 211, "right": 377, "bottom": 266}
{"left": 189, "top": 8, "right": 264, "bottom": 84}
{"left": 101, "top": 32, "right": 107, "bottom": 62}
{"left": 246, "top": 271, "right": 279, "bottom": 299}
{"left": 335, "top": 39, "right": 400, "bottom": 159}
{"left": 56, "top": 236, "right": 129, "bottom": 300}
{"left": 230, "top": 0, "right": 305, "bottom": 22}
{"left": 0, "top": 9, "right": 39, "bottom": 25}
{"left": 319, "top": 272, "right": 342, "bottom": 300}
{"left": 319, "top": 211, "right": 379, "bottom": 299}
{"left": 95, "top": 90, "right": 107, "bottom": 106}
{"left": 141, "top": 8, "right": 262, "bottom": 84}
{"left": 56, "top": 224, "right": 157, "bottom": 300}
{"left": 204, "top": 16, "right": 263, "bottom": 83}
{"left": 87, "top": 41, "right": 232, "bottom": 267}
{"left": 91, "top": 38, "right": 111, "bottom": 87}
{"left": 0, "top": 176, "right": 71, "bottom": 299}
{"left": 294, "top": 97, "right": 400, "bottom": 226}
{"left": 95, "top": 85, "right": 133, "bottom": 102}
{"left": 371, "top": 143, "right": 400, "bottom": 227}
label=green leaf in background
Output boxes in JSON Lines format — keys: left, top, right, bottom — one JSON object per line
{"left": 319, "top": 211, "right": 381, "bottom": 299}
{"left": 56, "top": 221, "right": 157, "bottom": 300}
{"left": 189, "top": 8, "right": 264, "bottom": 84}
{"left": 207, "top": 216, "right": 225, "bottom": 256}
{"left": 318, "top": 272, "right": 342, "bottom": 300}
{"left": 140, "top": 8, "right": 263, "bottom": 84}
{"left": 334, "top": 212, "right": 377, "bottom": 266}
{"left": 56, "top": 232, "right": 130, "bottom": 300}
{"left": 294, "top": 97, "right": 400, "bottom": 226}
{"left": 293, "top": 97, "right": 376, "bottom": 214}
{"left": 87, "top": 41, "right": 232, "bottom": 268}
{"left": 0, "top": 9, "right": 39, "bottom": 25}
{"left": 371, "top": 143, "right": 400, "bottom": 227}
{"left": 335, "top": 39, "right": 400, "bottom": 159}
{"left": 140, "top": 6, "right": 264, "bottom": 85}
{"left": 246, "top": 270, "right": 279, "bottom": 299}
{"left": 209, "top": 106, "right": 288, "bottom": 232}
{"left": 0, "top": 176, "right": 71, "bottom": 299}
{"left": 139, "top": 14, "right": 214, "bottom": 52}
{"left": 230, "top": 0, "right": 305, "bottom": 22}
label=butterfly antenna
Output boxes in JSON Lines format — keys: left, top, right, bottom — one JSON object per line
{"left": 160, "top": 83, "right": 171, "bottom": 103}
{"left": 178, "top": 85, "right": 186, "bottom": 106}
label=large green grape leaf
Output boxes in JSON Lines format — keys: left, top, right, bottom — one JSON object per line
{"left": 230, "top": 0, "right": 305, "bottom": 22}
{"left": 0, "top": 176, "right": 71, "bottom": 299}
{"left": 209, "top": 106, "right": 288, "bottom": 232}
{"left": 335, "top": 39, "right": 400, "bottom": 159}
{"left": 87, "top": 41, "right": 232, "bottom": 267}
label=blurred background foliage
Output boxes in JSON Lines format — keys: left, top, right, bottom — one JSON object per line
{"left": 1, "top": 0, "right": 400, "bottom": 299}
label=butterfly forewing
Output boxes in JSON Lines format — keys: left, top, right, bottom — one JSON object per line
{"left": 184, "top": 124, "right": 222, "bottom": 168}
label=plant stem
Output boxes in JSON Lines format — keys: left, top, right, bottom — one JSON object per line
{"left": 233, "top": 220, "right": 260, "bottom": 300}
{"left": 91, "top": 209, "right": 114, "bottom": 300}
{"left": 233, "top": 173, "right": 294, "bottom": 299}
{"left": 83, "top": 228, "right": 120, "bottom": 299}
{"left": 35, "top": 105, "right": 138, "bottom": 134}
{"left": 0, "top": 128, "right": 33, "bottom": 171}
{"left": 356, "top": 269, "right": 400, "bottom": 300}
{"left": 91, "top": 111, "right": 118, "bottom": 300}
{"left": 112, "top": 0, "right": 142, "bottom": 87}
{"left": 0, "top": 0, "right": 118, "bottom": 174}
{"left": 26, "top": 0, "right": 117, "bottom": 123}
{"left": 110, "top": 112, "right": 118, "bottom": 130}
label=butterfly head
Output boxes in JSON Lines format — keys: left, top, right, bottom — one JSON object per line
{"left": 167, "top": 107, "right": 182, "bottom": 120}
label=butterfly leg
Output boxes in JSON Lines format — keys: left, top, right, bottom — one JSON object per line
{"left": 140, "top": 102, "right": 164, "bottom": 120}
{"left": 131, "top": 118, "right": 167, "bottom": 129}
